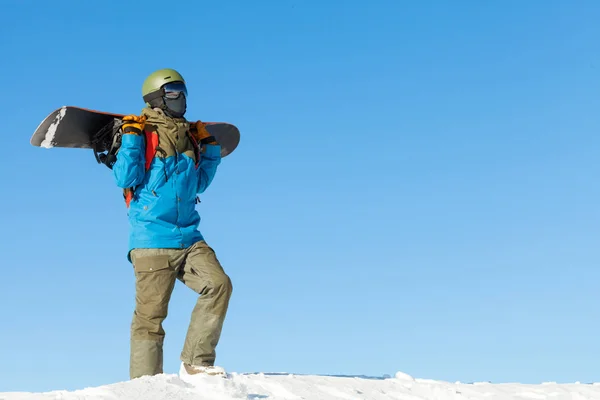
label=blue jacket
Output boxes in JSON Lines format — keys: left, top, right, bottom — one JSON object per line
{"left": 112, "top": 108, "right": 221, "bottom": 261}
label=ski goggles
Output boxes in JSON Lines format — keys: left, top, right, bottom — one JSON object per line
{"left": 162, "top": 82, "right": 188, "bottom": 99}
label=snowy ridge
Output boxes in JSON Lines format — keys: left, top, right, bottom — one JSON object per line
{"left": 2, "top": 371, "right": 600, "bottom": 400}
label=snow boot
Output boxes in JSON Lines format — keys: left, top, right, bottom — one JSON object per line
{"left": 180, "top": 362, "right": 227, "bottom": 377}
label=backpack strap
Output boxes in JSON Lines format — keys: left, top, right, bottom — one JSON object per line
{"left": 144, "top": 129, "right": 159, "bottom": 171}
{"left": 123, "top": 128, "right": 160, "bottom": 208}
{"left": 187, "top": 129, "right": 202, "bottom": 204}
{"left": 187, "top": 130, "right": 201, "bottom": 169}
{"left": 123, "top": 187, "right": 134, "bottom": 208}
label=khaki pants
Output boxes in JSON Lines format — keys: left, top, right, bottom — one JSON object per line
{"left": 129, "top": 240, "right": 232, "bottom": 379}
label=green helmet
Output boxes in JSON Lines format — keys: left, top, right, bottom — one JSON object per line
{"left": 142, "top": 68, "right": 186, "bottom": 104}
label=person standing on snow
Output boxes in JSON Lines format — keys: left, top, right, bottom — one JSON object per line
{"left": 113, "top": 68, "right": 233, "bottom": 380}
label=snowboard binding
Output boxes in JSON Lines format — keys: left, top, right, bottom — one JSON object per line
{"left": 92, "top": 118, "right": 125, "bottom": 170}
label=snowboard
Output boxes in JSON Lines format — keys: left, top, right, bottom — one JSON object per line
{"left": 30, "top": 106, "right": 240, "bottom": 168}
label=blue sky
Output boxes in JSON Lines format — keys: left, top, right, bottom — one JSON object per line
{"left": 1, "top": 0, "right": 600, "bottom": 393}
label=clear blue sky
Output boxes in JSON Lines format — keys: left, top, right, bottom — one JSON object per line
{"left": 1, "top": 0, "right": 600, "bottom": 393}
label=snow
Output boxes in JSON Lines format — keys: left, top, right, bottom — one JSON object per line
{"left": 2, "top": 371, "right": 600, "bottom": 400}
{"left": 39, "top": 106, "right": 67, "bottom": 148}
{"left": 394, "top": 371, "right": 415, "bottom": 381}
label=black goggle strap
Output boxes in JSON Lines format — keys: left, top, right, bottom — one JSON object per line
{"left": 143, "top": 88, "right": 165, "bottom": 104}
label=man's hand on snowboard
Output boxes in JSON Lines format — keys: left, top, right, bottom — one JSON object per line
{"left": 190, "top": 121, "right": 218, "bottom": 145}
{"left": 122, "top": 115, "right": 147, "bottom": 135}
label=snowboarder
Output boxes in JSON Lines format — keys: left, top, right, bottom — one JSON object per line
{"left": 113, "top": 68, "right": 233, "bottom": 380}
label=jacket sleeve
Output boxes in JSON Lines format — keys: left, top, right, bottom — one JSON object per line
{"left": 197, "top": 144, "right": 222, "bottom": 194}
{"left": 113, "top": 134, "right": 146, "bottom": 188}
